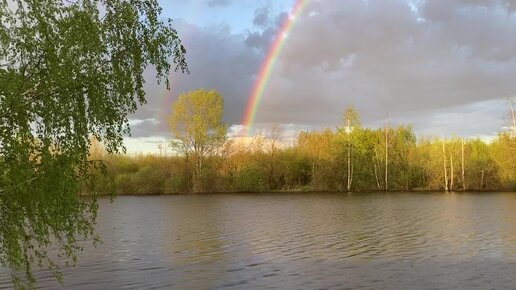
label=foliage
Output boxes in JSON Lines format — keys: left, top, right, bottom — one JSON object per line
{"left": 0, "top": 0, "right": 186, "bottom": 287}
{"left": 86, "top": 99, "right": 516, "bottom": 195}
{"left": 168, "top": 89, "right": 227, "bottom": 192}
{"left": 85, "top": 130, "right": 516, "bottom": 196}
{"left": 342, "top": 105, "right": 361, "bottom": 131}
{"left": 232, "top": 166, "right": 265, "bottom": 192}
{"left": 84, "top": 100, "right": 516, "bottom": 196}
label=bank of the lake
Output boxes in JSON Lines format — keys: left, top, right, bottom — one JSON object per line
{"left": 87, "top": 131, "right": 516, "bottom": 195}
{"left": 82, "top": 188, "right": 516, "bottom": 196}
{"left": 2, "top": 192, "right": 515, "bottom": 289}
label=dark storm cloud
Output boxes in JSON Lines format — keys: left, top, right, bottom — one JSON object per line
{"left": 130, "top": 0, "right": 516, "bottom": 139}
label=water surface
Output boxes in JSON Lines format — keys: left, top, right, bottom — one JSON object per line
{"left": 1, "top": 192, "right": 516, "bottom": 289}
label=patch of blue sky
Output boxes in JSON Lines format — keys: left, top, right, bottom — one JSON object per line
{"left": 158, "top": 0, "right": 297, "bottom": 33}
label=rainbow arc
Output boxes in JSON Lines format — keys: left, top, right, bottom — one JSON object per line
{"left": 241, "top": 0, "right": 308, "bottom": 136}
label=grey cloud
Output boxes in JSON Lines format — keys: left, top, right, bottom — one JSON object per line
{"left": 129, "top": 20, "right": 262, "bottom": 137}
{"left": 253, "top": 7, "right": 269, "bottom": 27}
{"left": 254, "top": 0, "right": 516, "bottom": 136}
{"left": 245, "top": 11, "right": 289, "bottom": 52}
{"left": 408, "top": 99, "right": 509, "bottom": 138}
{"left": 127, "top": 118, "right": 164, "bottom": 138}
{"left": 244, "top": 27, "right": 275, "bottom": 51}
{"left": 420, "top": 0, "right": 516, "bottom": 61}
{"left": 132, "top": 0, "right": 516, "bottom": 140}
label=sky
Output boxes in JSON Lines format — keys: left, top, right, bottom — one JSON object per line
{"left": 125, "top": 0, "right": 516, "bottom": 154}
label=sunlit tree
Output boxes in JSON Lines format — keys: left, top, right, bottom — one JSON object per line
{"left": 168, "top": 89, "right": 227, "bottom": 192}
{"left": 337, "top": 106, "right": 361, "bottom": 191}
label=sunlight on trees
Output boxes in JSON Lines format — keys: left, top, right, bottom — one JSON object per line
{"left": 87, "top": 101, "right": 515, "bottom": 195}
{"left": 86, "top": 127, "right": 516, "bottom": 195}
{"left": 168, "top": 89, "right": 227, "bottom": 192}
{"left": 338, "top": 106, "right": 361, "bottom": 191}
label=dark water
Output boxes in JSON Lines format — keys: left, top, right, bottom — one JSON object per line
{"left": 1, "top": 192, "right": 516, "bottom": 289}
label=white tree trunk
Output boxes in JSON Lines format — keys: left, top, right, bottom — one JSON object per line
{"left": 374, "top": 163, "right": 381, "bottom": 190}
{"left": 481, "top": 169, "right": 485, "bottom": 189}
{"left": 385, "top": 117, "right": 388, "bottom": 192}
{"left": 347, "top": 141, "right": 352, "bottom": 192}
{"left": 461, "top": 138, "right": 466, "bottom": 190}
{"left": 442, "top": 137, "right": 448, "bottom": 191}
{"left": 450, "top": 154, "right": 454, "bottom": 191}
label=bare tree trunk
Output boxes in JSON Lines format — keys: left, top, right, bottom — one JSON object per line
{"left": 442, "top": 137, "right": 448, "bottom": 191}
{"left": 480, "top": 169, "right": 485, "bottom": 189}
{"left": 199, "top": 155, "right": 203, "bottom": 177}
{"left": 385, "top": 116, "right": 389, "bottom": 192}
{"left": 349, "top": 148, "right": 353, "bottom": 190}
{"left": 450, "top": 154, "right": 454, "bottom": 191}
{"left": 511, "top": 99, "right": 516, "bottom": 135}
{"left": 193, "top": 154, "right": 203, "bottom": 193}
{"left": 185, "top": 153, "right": 190, "bottom": 192}
{"left": 373, "top": 148, "right": 382, "bottom": 190}
{"left": 347, "top": 141, "right": 351, "bottom": 192}
{"left": 461, "top": 138, "right": 466, "bottom": 190}
{"left": 312, "top": 160, "right": 316, "bottom": 187}
{"left": 374, "top": 163, "right": 381, "bottom": 190}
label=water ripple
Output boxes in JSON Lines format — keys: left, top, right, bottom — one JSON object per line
{"left": 0, "top": 192, "right": 515, "bottom": 289}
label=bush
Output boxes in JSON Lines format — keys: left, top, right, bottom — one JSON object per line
{"left": 234, "top": 167, "right": 267, "bottom": 192}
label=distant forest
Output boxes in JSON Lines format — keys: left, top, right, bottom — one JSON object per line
{"left": 86, "top": 109, "right": 516, "bottom": 194}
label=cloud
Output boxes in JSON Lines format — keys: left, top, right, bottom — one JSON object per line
{"left": 257, "top": 0, "right": 516, "bottom": 133}
{"left": 123, "top": 137, "right": 169, "bottom": 155}
{"left": 129, "top": 19, "right": 262, "bottom": 138}
{"left": 253, "top": 6, "right": 269, "bottom": 27}
{"left": 129, "top": 0, "right": 516, "bottom": 145}
{"left": 244, "top": 27, "right": 275, "bottom": 51}
{"left": 245, "top": 11, "right": 288, "bottom": 52}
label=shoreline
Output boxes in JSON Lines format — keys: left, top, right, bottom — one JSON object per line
{"left": 82, "top": 189, "right": 516, "bottom": 197}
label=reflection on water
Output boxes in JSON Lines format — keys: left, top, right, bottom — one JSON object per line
{"left": 1, "top": 192, "right": 516, "bottom": 289}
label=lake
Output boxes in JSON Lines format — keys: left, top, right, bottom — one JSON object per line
{"left": 1, "top": 192, "right": 516, "bottom": 289}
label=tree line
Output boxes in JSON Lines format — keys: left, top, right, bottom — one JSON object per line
{"left": 86, "top": 90, "right": 516, "bottom": 194}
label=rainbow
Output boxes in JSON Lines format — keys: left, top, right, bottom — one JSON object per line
{"left": 241, "top": 0, "right": 309, "bottom": 136}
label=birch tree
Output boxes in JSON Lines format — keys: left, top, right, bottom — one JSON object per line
{"left": 384, "top": 115, "right": 389, "bottom": 191}
{"left": 168, "top": 89, "right": 227, "bottom": 192}
{"left": 442, "top": 136, "right": 449, "bottom": 191}
{"left": 461, "top": 138, "right": 466, "bottom": 190}
{"left": 0, "top": 0, "right": 187, "bottom": 287}
{"left": 340, "top": 106, "right": 361, "bottom": 192}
